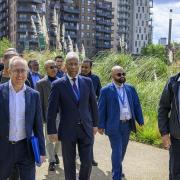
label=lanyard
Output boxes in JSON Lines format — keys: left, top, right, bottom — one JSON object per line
{"left": 117, "top": 86, "right": 126, "bottom": 106}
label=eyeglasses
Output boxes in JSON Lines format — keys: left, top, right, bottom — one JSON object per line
{"left": 12, "top": 69, "right": 27, "bottom": 74}
{"left": 116, "top": 72, "right": 126, "bottom": 77}
{"left": 48, "top": 65, "right": 58, "bottom": 69}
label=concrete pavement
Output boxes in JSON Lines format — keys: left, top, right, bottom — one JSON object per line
{"left": 36, "top": 134, "right": 168, "bottom": 180}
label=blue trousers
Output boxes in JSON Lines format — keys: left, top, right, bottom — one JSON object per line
{"left": 108, "top": 121, "right": 131, "bottom": 180}
{"left": 0, "top": 139, "right": 35, "bottom": 180}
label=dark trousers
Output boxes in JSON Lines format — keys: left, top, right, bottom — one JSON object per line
{"left": 8, "top": 166, "right": 19, "bottom": 180}
{"left": 108, "top": 121, "right": 131, "bottom": 180}
{"left": 169, "top": 136, "right": 180, "bottom": 180}
{"left": 0, "top": 139, "right": 35, "bottom": 180}
{"left": 61, "top": 124, "right": 93, "bottom": 180}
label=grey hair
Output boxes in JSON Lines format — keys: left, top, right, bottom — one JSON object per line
{"left": 9, "top": 56, "right": 28, "bottom": 70}
{"left": 44, "top": 60, "right": 55, "bottom": 68}
{"left": 65, "top": 52, "right": 79, "bottom": 63}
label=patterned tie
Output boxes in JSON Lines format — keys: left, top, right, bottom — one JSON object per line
{"left": 72, "top": 78, "right": 80, "bottom": 100}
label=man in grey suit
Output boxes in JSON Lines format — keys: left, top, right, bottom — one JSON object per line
{"left": 36, "top": 60, "right": 60, "bottom": 171}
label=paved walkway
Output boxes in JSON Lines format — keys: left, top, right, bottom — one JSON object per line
{"left": 36, "top": 134, "right": 168, "bottom": 180}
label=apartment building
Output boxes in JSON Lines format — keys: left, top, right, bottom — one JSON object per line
{"left": 0, "top": 0, "right": 45, "bottom": 52}
{"left": 111, "top": 0, "right": 153, "bottom": 54}
{"left": 0, "top": 0, "right": 113, "bottom": 57}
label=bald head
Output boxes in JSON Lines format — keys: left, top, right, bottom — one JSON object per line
{"left": 111, "top": 65, "right": 126, "bottom": 85}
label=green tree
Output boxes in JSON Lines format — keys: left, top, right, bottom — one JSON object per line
{"left": 0, "top": 37, "right": 11, "bottom": 57}
{"left": 141, "top": 44, "right": 167, "bottom": 63}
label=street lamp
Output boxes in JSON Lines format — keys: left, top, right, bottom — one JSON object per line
{"left": 168, "top": 9, "right": 173, "bottom": 49}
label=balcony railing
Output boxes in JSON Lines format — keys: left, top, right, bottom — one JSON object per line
{"left": 65, "top": 25, "right": 77, "bottom": 30}
{"left": 62, "top": 16, "right": 79, "bottom": 22}
{"left": 18, "top": 0, "right": 42, "bottom": 3}
{"left": 63, "top": 7, "right": 79, "bottom": 14}
{"left": 17, "top": 7, "right": 41, "bottom": 13}
{"left": 96, "top": 3, "right": 112, "bottom": 11}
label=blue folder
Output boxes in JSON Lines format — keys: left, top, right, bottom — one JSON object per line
{"left": 31, "top": 136, "right": 41, "bottom": 166}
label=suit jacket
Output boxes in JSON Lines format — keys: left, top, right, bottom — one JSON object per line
{"left": 27, "top": 71, "right": 43, "bottom": 89}
{"left": 36, "top": 76, "right": 51, "bottom": 123}
{"left": 47, "top": 75, "right": 99, "bottom": 141}
{"left": 0, "top": 82, "right": 45, "bottom": 160}
{"left": 98, "top": 83, "right": 144, "bottom": 136}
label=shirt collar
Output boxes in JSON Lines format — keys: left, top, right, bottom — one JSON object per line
{"left": 67, "top": 73, "right": 79, "bottom": 81}
{"left": 113, "top": 81, "right": 124, "bottom": 89}
{"left": 178, "top": 77, "right": 180, "bottom": 82}
{"left": 9, "top": 79, "right": 26, "bottom": 93}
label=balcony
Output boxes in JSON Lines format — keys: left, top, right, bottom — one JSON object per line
{"left": 96, "top": 28, "right": 112, "bottom": 33}
{"left": 96, "top": 3, "right": 112, "bottom": 11}
{"left": 17, "top": 28, "right": 34, "bottom": 33}
{"left": 63, "top": 6, "right": 79, "bottom": 14}
{"left": 96, "top": 20, "right": 113, "bottom": 26}
{"left": 62, "top": 16, "right": 79, "bottom": 22}
{"left": 65, "top": 25, "right": 77, "bottom": 31}
{"left": 17, "top": 17, "right": 39, "bottom": 23}
{"left": 96, "top": 11, "right": 113, "bottom": 19}
{"left": 17, "top": 7, "right": 41, "bottom": 13}
{"left": 18, "top": 0, "right": 42, "bottom": 3}
{"left": 95, "top": 35, "right": 111, "bottom": 41}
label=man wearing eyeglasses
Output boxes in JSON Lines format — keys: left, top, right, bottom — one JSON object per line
{"left": 98, "top": 66, "right": 144, "bottom": 180}
{"left": 0, "top": 56, "right": 45, "bottom": 180}
{"left": 36, "top": 60, "right": 61, "bottom": 172}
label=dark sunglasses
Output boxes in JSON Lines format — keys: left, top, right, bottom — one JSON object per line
{"left": 48, "top": 65, "right": 58, "bottom": 69}
{"left": 116, "top": 72, "right": 126, "bottom": 77}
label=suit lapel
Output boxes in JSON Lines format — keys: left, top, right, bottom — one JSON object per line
{"left": 25, "top": 88, "right": 31, "bottom": 133}
{"left": 2, "top": 83, "right": 10, "bottom": 123}
{"left": 78, "top": 76, "right": 84, "bottom": 103}
{"left": 63, "top": 76, "right": 78, "bottom": 104}
{"left": 110, "top": 83, "right": 119, "bottom": 106}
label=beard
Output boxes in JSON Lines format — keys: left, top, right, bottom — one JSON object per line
{"left": 115, "top": 77, "right": 126, "bottom": 84}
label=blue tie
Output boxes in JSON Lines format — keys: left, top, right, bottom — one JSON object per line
{"left": 72, "top": 78, "right": 80, "bottom": 100}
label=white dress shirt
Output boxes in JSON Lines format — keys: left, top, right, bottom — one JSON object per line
{"left": 9, "top": 80, "right": 26, "bottom": 141}
{"left": 114, "top": 82, "right": 132, "bottom": 120}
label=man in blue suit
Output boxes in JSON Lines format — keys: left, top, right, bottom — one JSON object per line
{"left": 47, "top": 52, "right": 99, "bottom": 180}
{"left": 0, "top": 56, "right": 46, "bottom": 180}
{"left": 98, "top": 66, "right": 144, "bottom": 180}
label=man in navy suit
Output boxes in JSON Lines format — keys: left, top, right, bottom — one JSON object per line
{"left": 98, "top": 66, "right": 144, "bottom": 180}
{"left": 0, "top": 56, "right": 46, "bottom": 180}
{"left": 47, "top": 52, "right": 98, "bottom": 180}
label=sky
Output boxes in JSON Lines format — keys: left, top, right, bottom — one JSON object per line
{"left": 153, "top": 0, "right": 180, "bottom": 43}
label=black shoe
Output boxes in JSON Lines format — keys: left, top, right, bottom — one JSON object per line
{"left": 122, "top": 173, "right": 125, "bottom": 178}
{"left": 55, "top": 154, "right": 59, "bottom": 165}
{"left": 48, "top": 162, "right": 55, "bottom": 171}
{"left": 92, "top": 159, "right": 98, "bottom": 166}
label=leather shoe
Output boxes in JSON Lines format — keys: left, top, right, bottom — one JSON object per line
{"left": 48, "top": 162, "right": 55, "bottom": 171}
{"left": 92, "top": 159, "right": 98, "bottom": 166}
{"left": 55, "top": 154, "right": 59, "bottom": 165}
